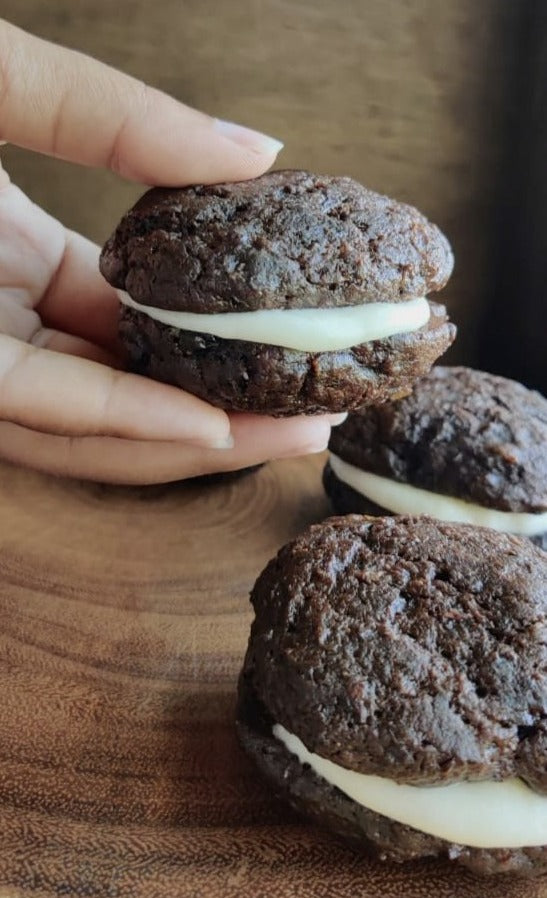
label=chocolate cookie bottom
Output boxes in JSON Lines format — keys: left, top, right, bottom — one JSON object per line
{"left": 322, "top": 463, "right": 547, "bottom": 550}
{"left": 236, "top": 682, "right": 546, "bottom": 876}
{"left": 120, "top": 301, "right": 455, "bottom": 416}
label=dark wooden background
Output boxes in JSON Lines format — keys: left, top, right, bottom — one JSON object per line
{"left": 2, "top": 0, "right": 545, "bottom": 390}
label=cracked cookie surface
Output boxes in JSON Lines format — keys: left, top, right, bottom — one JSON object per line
{"left": 242, "top": 514, "right": 546, "bottom": 786}
{"left": 101, "top": 171, "right": 455, "bottom": 413}
{"left": 237, "top": 514, "right": 547, "bottom": 874}
{"left": 100, "top": 170, "right": 454, "bottom": 313}
{"left": 327, "top": 367, "right": 547, "bottom": 512}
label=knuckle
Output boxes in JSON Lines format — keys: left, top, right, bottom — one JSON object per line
{"left": 106, "top": 79, "right": 149, "bottom": 178}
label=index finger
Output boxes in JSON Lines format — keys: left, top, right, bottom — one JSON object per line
{"left": 0, "top": 19, "right": 283, "bottom": 184}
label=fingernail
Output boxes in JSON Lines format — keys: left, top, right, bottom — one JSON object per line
{"left": 214, "top": 119, "right": 284, "bottom": 156}
{"left": 329, "top": 412, "right": 348, "bottom": 426}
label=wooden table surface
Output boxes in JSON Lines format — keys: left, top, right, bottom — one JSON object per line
{"left": 0, "top": 457, "right": 541, "bottom": 898}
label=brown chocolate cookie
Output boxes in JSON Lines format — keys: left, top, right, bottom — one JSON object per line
{"left": 325, "top": 367, "right": 547, "bottom": 541}
{"left": 100, "top": 171, "right": 456, "bottom": 415}
{"left": 237, "top": 686, "right": 545, "bottom": 877}
{"left": 322, "top": 464, "right": 547, "bottom": 550}
{"left": 119, "top": 301, "right": 454, "bottom": 415}
{"left": 237, "top": 514, "right": 547, "bottom": 874}
{"left": 100, "top": 171, "right": 453, "bottom": 313}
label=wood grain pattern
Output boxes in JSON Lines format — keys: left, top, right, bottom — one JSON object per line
{"left": 1, "top": 0, "right": 521, "bottom": 368}
{"left": 0, "top": 457, "right": 543, "bottom": 897}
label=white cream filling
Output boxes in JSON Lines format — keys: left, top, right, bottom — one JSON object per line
{"left": 274, "top": 724, "right": 547, "bottom": 848}
{"left": 118, "top": 291, "right": 430, "bottom": 352}
{"left": 329, "top": 453, "right": 547, "bottom": 537}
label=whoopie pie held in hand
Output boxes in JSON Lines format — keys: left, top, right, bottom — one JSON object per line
{"left": 100, "top": 171, "right": 456, "bottom": 415}
{"left": 237, "top": 514, "right": 547, "bottom": 876}
{"left": 324, "top": 366, "right": 547, "bottom": 547}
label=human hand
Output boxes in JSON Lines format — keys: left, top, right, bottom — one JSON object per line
{"left": 0, "top": 20, "right": 341, "bottom": 484}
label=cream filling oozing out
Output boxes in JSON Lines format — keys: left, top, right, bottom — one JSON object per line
{"left": 274, "top": 725, "right": 547, "bottom": 849}
{"left": 329, "top": 453, "right": 547, "bottom": 537}
{"left": 118, "top": 291, "right": 430, "bottom": 352}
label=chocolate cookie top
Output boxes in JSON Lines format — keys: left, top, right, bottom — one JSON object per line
{"left": 100, "top": 170, "right": 454, "bottom": 313}
{"left": 243, "top": 514, "right": 547, "bottom": 789}
{"left": 329, "top": 367, "right": 547, "bottom": 513}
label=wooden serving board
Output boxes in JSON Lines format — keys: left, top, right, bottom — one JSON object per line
{"left": 0, "top": 457, "right": 541, "bottom": 898}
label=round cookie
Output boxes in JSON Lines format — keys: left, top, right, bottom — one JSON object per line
{"left": 237, "top": 514, "right": 547, "bottom": 875}
{"left": 100, "top": 171, "right": 456, "bottom": 415}
{"left": 325, "top": 367, "right": 547, "bottom": 547}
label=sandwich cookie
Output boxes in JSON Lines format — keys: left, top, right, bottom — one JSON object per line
{"left": 237, "top": 514, "right": 547, "bottom": 875}
{"left": 100, "top": 171, "right": 456, "bottom": 415}
{"left": 325, "top": 367, "right": 547, "bottom": 547}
